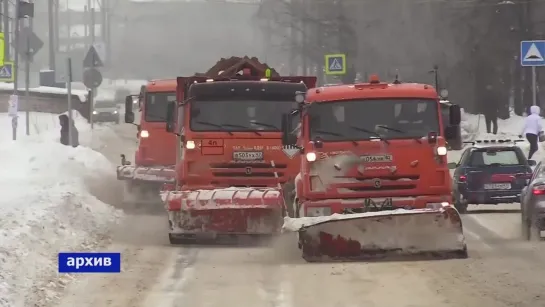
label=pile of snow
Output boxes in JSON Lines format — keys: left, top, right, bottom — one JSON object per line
{"left": 0, "top": 112, "right": 123, "bottom": 306}
{"left": 0, "top": 83, "right": 88, "bottom": 102}
{"left": 0, "top": 111, "right": 120, "bottom": 148}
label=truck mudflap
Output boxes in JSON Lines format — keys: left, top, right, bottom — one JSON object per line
{"left": 163, "top": 188, "right": 285, "bottom": 242}
{"left": 116, "top": 165, "right": 176, "bottom": 183}
{"left": 283, "top": 205, "right": 467, "bottom": 262}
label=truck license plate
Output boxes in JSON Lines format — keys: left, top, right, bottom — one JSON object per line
{"left": 233, "top": 151, "right": 264, "bottom": 161}
{"left": 484, "top": 183, "right": 511, "bottom": 190}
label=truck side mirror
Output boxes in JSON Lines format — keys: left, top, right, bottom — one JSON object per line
{"left": 166, "top": 101, "right": 176, "bottom": 133}
{"left": 281, "top": 113, "right": 297, "bottom": 146}
{"left": 449, "top": 104, "right": 461, "bottom": 126}
{"left": 124, "top": 95, "right": 134, "bottom": 123}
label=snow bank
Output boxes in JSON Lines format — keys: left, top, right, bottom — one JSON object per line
{"left": 0, "top": 114, "right": 123, "bottom": 306}
{"left": 0, "top": 111, "right": 119, "bottom": 148}
{"left": 0, "top": 83, "right": 88, "bottom": 102}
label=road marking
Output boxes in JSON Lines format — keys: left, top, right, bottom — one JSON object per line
{"left": 140, "top": 249, "right": 195, "bottom": 306}
{"left": 463, "top": 227, "right": 493, "bottom": 250}
{"left": 277, "top": 265, "right": 293, "bottom": 307}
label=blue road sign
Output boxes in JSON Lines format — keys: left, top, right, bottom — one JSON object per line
{"left": 0, "top": 61, "right": 14, "bottom": 82}
{"left": 325, "top": 54, "right": 346, "bottom": 75}
{"left": 521, "top": 41, "right": 545, "bottom": 66}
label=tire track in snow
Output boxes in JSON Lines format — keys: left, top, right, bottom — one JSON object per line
{"left": 140, "top": 247, "right": 198, "bottom": 307}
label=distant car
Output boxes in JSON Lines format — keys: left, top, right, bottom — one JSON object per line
{"left": 448, "top": 139, "right": 536, "bottom": 213}
{"left": 520, "top": 161, "right": 545, "bottom": 241}
{"left": 93, "top": 100, "right": 120, "bottom": 124}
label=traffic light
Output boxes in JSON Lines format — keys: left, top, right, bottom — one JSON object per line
{"left": 17, "top": 1, "right": 34, "bottom": 19}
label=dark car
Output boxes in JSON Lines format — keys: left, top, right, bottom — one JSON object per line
{"left": 93, "top": 100, "right": 120, "bottom": 124}
{"left": 448, "top": 140, "right": 536, "bottom": 213}
{"left": 520, "top": 161, "right": 545, "bottom": 241}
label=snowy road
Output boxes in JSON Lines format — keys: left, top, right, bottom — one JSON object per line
{"left": 54, "top": 123, "right": 545, "bottom": 307}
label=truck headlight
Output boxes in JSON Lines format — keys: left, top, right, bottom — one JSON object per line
{"left": 306, "top": 207, "right": 331, "bottom": 217}
{"left": 186, "top": 140, "right": 196, "bottom": 149}
{"left": 140, "top": 130, "right": 149, "bottom": 138}
{"left": 437, "top": 146, "right": 447, "bottom": 156}
{"left": 306, "top": 152, "right": 317, "bottom": 162}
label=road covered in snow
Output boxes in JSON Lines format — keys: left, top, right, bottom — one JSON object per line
{"left": 3, "top": 110, "right": 545, "bottom": 307}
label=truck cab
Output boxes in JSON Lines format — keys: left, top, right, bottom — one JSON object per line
{"left": 131, "top": 80, "right": 177, "bottom": 167}
{"left": 281, "top": 75, "right": 461, "bottom": 217}
{"left": 166, "top": 76, "right": 317, "bottom": 190}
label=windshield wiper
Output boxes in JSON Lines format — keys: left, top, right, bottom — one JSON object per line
{"left": 250, "top": 121, "right": 279, "bottom": 130}
{"left": 348, "top": 125, "right": 389, "bottom": 145}
{"left": 376, "top": 125, "right": 422, "bottom": 143}
{"left": 221, "top": 124, "right": 262, "bottom": 136}
{"left": 314, "top": 130, "right": 358, "bottom": 146}
{"left": 194, "top": 121, "right": 234, "bottom": 135}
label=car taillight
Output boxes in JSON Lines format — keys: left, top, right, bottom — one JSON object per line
{"left": 490, "top": 174, "right": 515, "bottom": 182}
{"left": 458, "top": 175, "right": 466, "bottom": 182}
{"left": 533, "top": 185, "right": 545, "bottom": 195}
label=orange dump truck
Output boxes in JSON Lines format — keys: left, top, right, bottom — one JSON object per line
{"left": 280, "top": 75, "right": 468, "bottom": 261}
{"left": 118, "top": 80, "right": 177, "bottom": 205}
{"left": 161, "top": 59, "right": 316, "bottom": 243}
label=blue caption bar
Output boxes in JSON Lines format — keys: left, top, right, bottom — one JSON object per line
{"left": 58, "top": 252, "right": 121, "bottom": 273}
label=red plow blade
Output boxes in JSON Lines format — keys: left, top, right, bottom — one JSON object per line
{"left": 164, "top": 188, "right": 285, "bottom": 240}
{"left": 282, "top": 206, "right": 467, "bottom": 262}
{"left": 116, "top": 165, "right": 176, "bottom": 183}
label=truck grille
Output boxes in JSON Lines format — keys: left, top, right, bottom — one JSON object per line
{"left": 334, "top": 175, "right": 420, "bottom": 192}
{"left": 209, "top": 162, "right": 287, "bottom": 179}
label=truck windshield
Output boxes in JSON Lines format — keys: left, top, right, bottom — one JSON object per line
{"left": 190, "top": 100, "right": 298, "bottom": 132}
{"left": 308, "top": 99, "right": 440, "bottom": 141}
{"left": 145, "top": 92, "right": 176, "bottom": 122}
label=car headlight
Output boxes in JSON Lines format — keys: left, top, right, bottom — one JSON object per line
{"left": 306, "top": 207, "right": 331, "bottom": 217}
{"left": 140, "top": 130, "right": 149, "bottom": 138}
{"left": 437, "top": 146, "right": 447, "bottom": 156}
{"left": 92, "top": 111, "right": 97, "bottom": 115}
{"left": 306, "top": 152, "right": 317, "bottom": 162}
{"left": 186, "top": 140, "right": 196, "bottom": 149}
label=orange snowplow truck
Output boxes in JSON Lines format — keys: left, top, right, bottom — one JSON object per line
{"left": 162, "top": 71, "right": 316, "bottom": 244}
{"left": 280, "top": 75, "right": 468, "bottom": 262}
{"left": 118, "top": 80, "right": 177, "bottom": 205}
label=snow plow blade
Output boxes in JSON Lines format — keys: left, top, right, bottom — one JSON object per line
{"left": 164, "top": 188, "right": 284, "bottom": 242}
{"left": 283, "top": 206, "right": 467, "bottom": 262}
{"left": 116, "top": 165, "right": 176, "bottom": 183}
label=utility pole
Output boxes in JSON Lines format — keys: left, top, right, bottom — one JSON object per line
{"left": 90, "top": 7, "right": 95, "bottom": 45}
{"left": 13, "top": 0, "right": 20, "bottom": 92}
{"left": 84, "top": 5, "right": 88, "bottom": 50}
{"left": 3, "top": 0, "right": 9, "bottom": 61}
{"left": 54, "top": 0, "right": 59, "bottom": 52}
{"left": 47, "top": 0, "right": 55, "bottom": 69}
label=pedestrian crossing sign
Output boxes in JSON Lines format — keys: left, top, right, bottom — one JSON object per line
{"left": 521, "top": 41, "right": 545, "bottom": 66}
{"left": 325, "top": 54, "right": 346, "bottom": 75}
{"left": 0, "top": 61, "right": 14, "bottom": 82}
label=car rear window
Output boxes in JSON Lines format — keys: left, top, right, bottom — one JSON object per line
{"left": 468, "top": 149, "right": 522, "bottom": 166}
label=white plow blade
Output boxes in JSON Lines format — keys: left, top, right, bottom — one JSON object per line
{"left": 283, "top": 208, "right": 467, "bottom": 262}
